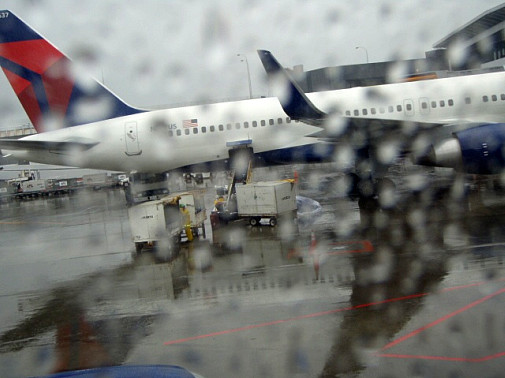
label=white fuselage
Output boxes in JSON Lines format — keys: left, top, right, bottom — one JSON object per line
{"left": 7, "top": 71, "right": 505, "bottom": 173}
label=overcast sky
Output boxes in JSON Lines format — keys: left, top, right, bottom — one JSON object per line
{"left": 0, "top": 0, "right": 504, "bottom": 129}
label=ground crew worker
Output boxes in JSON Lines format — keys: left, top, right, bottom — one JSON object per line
{"left": 180, "top": 204, "right": 193, "bottom": 242}
{"left": 214, "top": 194, "right": 225, "bottom": 212}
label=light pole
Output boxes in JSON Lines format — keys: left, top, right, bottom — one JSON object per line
{"left": 237, "top": 53, "right": 252, "bottom": 99}
{"left": 355, "top": 46, "right": 369, "bottom": 63}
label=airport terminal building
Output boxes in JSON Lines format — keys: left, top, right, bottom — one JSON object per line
{"left": 294, "top": 3, "right": 505, "bottom": 92}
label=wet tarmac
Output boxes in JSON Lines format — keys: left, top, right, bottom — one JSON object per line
{"left": 1, "top": 166, "right": 505, "bottom": 377}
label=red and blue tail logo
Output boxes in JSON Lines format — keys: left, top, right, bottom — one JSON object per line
{"left": 0, "top": 10, "right": 142, "bottom": 132}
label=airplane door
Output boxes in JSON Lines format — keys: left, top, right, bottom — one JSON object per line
{"left": 403, "top": 99, "right": 415, "bottom": 117}
{"left": 124, "top": 121, "right": 142, "bottom": 156}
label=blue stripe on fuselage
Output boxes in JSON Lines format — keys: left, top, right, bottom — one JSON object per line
{"left": 179, "top": 143, "right": 336, "bottom": 173}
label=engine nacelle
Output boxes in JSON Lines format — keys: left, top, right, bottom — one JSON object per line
{"left": 416, "top": 123, "right": 505, "bottom": 175}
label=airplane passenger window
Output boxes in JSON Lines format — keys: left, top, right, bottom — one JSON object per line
{"left": 269, "top": 119, "right": 274, "bottom": 125}
{"left": 440, "top": 100, "right": 445, "bottom": 107}
{"left": 235, "top": 123, "right": 240, "bottom": 129}
{"left": 176, "top": 129, "right": 181, "bottom": 136}
{"left": 261, "top": 120, "right": 266, "bottom": 126}
{"left": 362, "top": 109, "right": 368, "bottom": 115}
{"left": 244, "top": 122, "right": 249, "bottom": 128}
{"left": 431, "top": 101, "right": 437, "bottom": 108}
{"left": 396, "top": 105, "right": 402, "bottom": 112}
{"left": 218, "top": 124, "right": 224, "bottom": 131}
{"left": 201, "top": 126, "right": 206, "bottom": 133}
{"left": 387, "top": 105, "right": 393, "bottom": 112}
{"left": 406, "top": 104, "right": 412, "bottom": 111}
{"left": 448, "top": 99, "right": 454, "bottom": 106}
{"left": 354, "top": 110, "right": 359, "bottom": 116}
{"left": 421, "top": 102, "right": 428, "bottom": 109}
{"left": 210, "top": 125, "right": 215, "bottom": 132}
{"left": 465, "top": 97, "right": 472, "bottom": 104}
{"left": 501, "top": 94, "right": 505, "bottom": 100}
{"left": 168, "top": 130, "right": 174, "bottom": 137}
{"left": 345, "top": 110, "right": 351, "bottom": 116}
{"left": 286, "top": 118, "right": 291, "bottom": 123}
{"left": 277, "top": 118, "right": 283, "bottom": 124}
{"left": 185, "top": 129, "right": 190, "bottom": 135}
{"left": 379, "top": 107, "right": 385, "bottom": 114}
{"left": 492, "top": 95, "right": 497, "bottom": 101}
{"left": 483, "top": 95, "right": 489, "bottom": 102}
{"left": 227, "top": 123, "right": 232, "bottom": 130}
{"left": 193, "top": 128, "right": 198, "bottom": 134}
{"left": 252, "top": 121, "right": 258, "bottom": 127}
{"left": 371, "top": 108, "right": 376, "bottom": 115}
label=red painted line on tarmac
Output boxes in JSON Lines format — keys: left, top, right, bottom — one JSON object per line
{"left": 377, "top": 286, "right": 505, "bottom": 363}
{"left": 377, "top": 351, "right": 505, "bottom": 363}
{"left": 327, "top": 240, "right": 374, "bottom": 255}
{"left": 164, "top": 281, "right": 505, "bottom": 348}
{"left": 381, "top": 286, "right": 505, "bottom": 351}
{"left": 164, "top": 292, "right": 429, "bottom": 346}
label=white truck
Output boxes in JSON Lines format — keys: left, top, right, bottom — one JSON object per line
{"left": 235, "top": 181, "right": 297, "bottom": 226}
{"left": 128, "top": 194, "right": 183, "bottom": 256}
{"left": 21, "top": 179, "right": 46, "bottom": 195}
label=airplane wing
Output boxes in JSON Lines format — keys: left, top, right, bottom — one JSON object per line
{"left": 0, "top": 139, "right": 99, "bottom": 155}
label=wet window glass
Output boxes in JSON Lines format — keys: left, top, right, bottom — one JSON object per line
{"left": 1, "top": 3, "right": 504, "bottom": 378}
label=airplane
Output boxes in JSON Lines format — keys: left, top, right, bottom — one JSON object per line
{"left": 0, "top": 10, "right": 327, "bottom": 176}
{"left": 256, "top": 50, "right": 505, "bottom": 177}
{"left": 1, "top": 10, "right": 505, "bottom": 197}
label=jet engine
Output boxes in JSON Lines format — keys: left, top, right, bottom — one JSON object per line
{"left": 416, "top": 123, "right": 505, "bottom": 174}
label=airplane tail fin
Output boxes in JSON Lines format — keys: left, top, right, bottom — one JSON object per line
{"left": 0, "top": 10, "right": 143, "bottom": 132}
{"left": 257, "top": 50, "right": 326, "bottom": 126}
